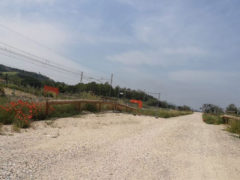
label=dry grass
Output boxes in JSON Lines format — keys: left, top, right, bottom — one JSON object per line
{"left": 227, "top": 120, "right": 240, "bottom": 135}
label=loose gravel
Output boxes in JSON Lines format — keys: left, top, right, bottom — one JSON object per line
{"left": 0, "top": 112, "right": 240, "bottom": 180}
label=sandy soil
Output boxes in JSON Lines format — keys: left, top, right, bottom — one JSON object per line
{"left": 0, "top": 112, "right": 240, "bottom": 180}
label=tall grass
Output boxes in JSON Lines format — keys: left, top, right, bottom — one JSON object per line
{"left": 139, "top": 108, "right": 192, "bottom": 118}
{"left": 48, "top": 104, "right": 80, "bottom": 118}
{"left": 227, "top": 120, "right": 240, "bottom": 135}
{"left": 202, "top": 113, "right": 224, "bottom": 125}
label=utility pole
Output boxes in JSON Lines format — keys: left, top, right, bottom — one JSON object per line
{"left": 80, "top": 72, "right": 83, "bottom": 83}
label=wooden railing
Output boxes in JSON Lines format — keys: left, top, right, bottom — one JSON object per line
{"left": 221, "top": 115, "right": 240, "bottom": 124}
{"left": 45, "top": 99, "right": 137, "bottom": 116}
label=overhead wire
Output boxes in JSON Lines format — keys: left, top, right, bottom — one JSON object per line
{"left": 0, "top": 24, "right": 110, "bottom": 83}
{"left": 0, "top": 51, "right": 80, "bottom": 83}
{"left": 0, "top": 24, "right": 160, "bottom": 100}
{"left": 0, "top": 41, "right": 109, "bottom": 83}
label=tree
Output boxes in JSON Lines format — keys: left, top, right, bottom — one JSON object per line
{"left": 226, "top": 104, "right": 238, "bottom": 114}
{"left": 201, "top": 104, "right": 223, "bottom": 114}
{"left": 178, "top": 105, "right": 191, "bottom": 111}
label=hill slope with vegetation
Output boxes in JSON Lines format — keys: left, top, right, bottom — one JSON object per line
{"left": 0, "top": 64, "right": 191, "bottom": 111}
{"left": 0, "top": 64, "right": 193, "bottom": 129}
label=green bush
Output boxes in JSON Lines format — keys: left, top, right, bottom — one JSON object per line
{"left": 201, "top": 104, "right": 224, "bottom": 114}
{"left": 32, "top": 104, "right": 47, "bottom": 121}
{"left": 202, "top": 113, "right": 224, "bottom": 125}
{"left": 85, "top": 103, "right": 98, "bottom": 112}
{"left": 0, "top": 107, "right": 30, "bottom": 128}
{"left": 0, "top": 108, "right": 15, "bottom": 124}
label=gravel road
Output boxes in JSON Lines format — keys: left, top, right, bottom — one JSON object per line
{"left": 0, "top": 112, "right": 240, "bottom": 180}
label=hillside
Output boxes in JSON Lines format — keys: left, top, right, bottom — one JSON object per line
{"left": 0, "top": 64, "right": 191, "bottom": 110}
{"left": 0, "top": 64, "right": 54, "bottom": 88}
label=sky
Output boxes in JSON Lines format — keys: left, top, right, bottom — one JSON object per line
{"left": 0, "top": 0, "right": 240, "bottom": 109}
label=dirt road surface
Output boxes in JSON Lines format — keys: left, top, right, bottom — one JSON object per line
{"left": 0, "top": 112, "right": 240, "bottom": 180}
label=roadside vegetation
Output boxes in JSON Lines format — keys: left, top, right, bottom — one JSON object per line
{"left": 139, "top": 108, "right": 192, "bottom": 118}
{"left": 0, "top": 98, "right": 192, "bottom": 130}
{"left": 0, "top": 64, "right": 193, "bottom": 130}
{"left": 0, "top": 100, "right": 101, "bottom": 128}
{"left": 202, "top": 103, "right": 240, "bottom": 136}
{"left": 202, "top": 113, "right": 224, "bottom": 124}
{"left": 0, "top": 64, "right": 191, "bottom": 111}
{"left": 227, "top": 120, "right": 240, "bottom": 135}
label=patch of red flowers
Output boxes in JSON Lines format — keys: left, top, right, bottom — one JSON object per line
{"left": 0, "top": 100, "right": 53, "bottom": 125}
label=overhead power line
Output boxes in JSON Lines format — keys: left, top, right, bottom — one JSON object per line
{"left": 0, "top": 43, "right": 81, "bottom": 75}
{"left": 0, "top": 24, "right": 161, "bottom": 100}
{"left": 0, "top": 42, "right": 109, "bottom": 83}
{"left": 0, "top": 24, "right": 110, "bottom": 83}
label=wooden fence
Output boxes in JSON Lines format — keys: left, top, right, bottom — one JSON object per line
{"left": 45, "top": 99, "right": 137, "bottom": 116}
{"left": 221, "top": 115, "right": 240, "bottom": 124}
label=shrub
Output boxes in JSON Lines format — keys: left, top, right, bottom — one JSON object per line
{"left": 202, "top": 113, "right": 224, "bottom": 125}
{"left": 0, "top": 106, "right": 15, "bottom": 124}
{"left": 226, "top": 104, "right": 238, "bottom": 115}
{"left": 201, "top": 104, "right": 224, "bottom": 114}
{"left": 85, "top": 104, "right": 98, "bottom": 112}
{"left": 0, "top": 100, "right": 47, "bottom": 128}
{"left": 31, "top": 103, "right": 47, "bottom": 120}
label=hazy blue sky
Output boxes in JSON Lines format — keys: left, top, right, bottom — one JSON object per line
{"left": 0, "top": 0, "right": 240, "bottom": 109}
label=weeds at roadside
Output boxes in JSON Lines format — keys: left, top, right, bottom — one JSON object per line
{"left": 0, "top": 123, "right": 4, "bottom": 135}
{"left": 227, "top": 120, "right": 240, "bottom": 135}
{"left": 202, "top": 113, "right": 240, "bottom": 137}
{"left": 45, "top": 120, "right": 55, "bottom": 126}
{"left": 45, "top": 120, "right": 59, "bottom": 128}
{"left": 85, "top": 104, "right": 98, "bottom": 113}
{"left": 202, "top": 113, "right": 224, "bottom": 125}
{"left": 138, "top": 109, "right": 192, "bottom": 118}
{"left": 12, "top": 124, "right": 21, "bottom": 133}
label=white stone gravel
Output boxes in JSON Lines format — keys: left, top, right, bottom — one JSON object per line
{"left": 0, "top": 112, "right": 240, "bottom": 180}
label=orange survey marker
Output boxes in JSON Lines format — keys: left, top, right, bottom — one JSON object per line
{"left": 44, "top": 85, "right": 59, "bottom": 95}
{"left": 130, "top": 99, "right": 143, "bottom": 108}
